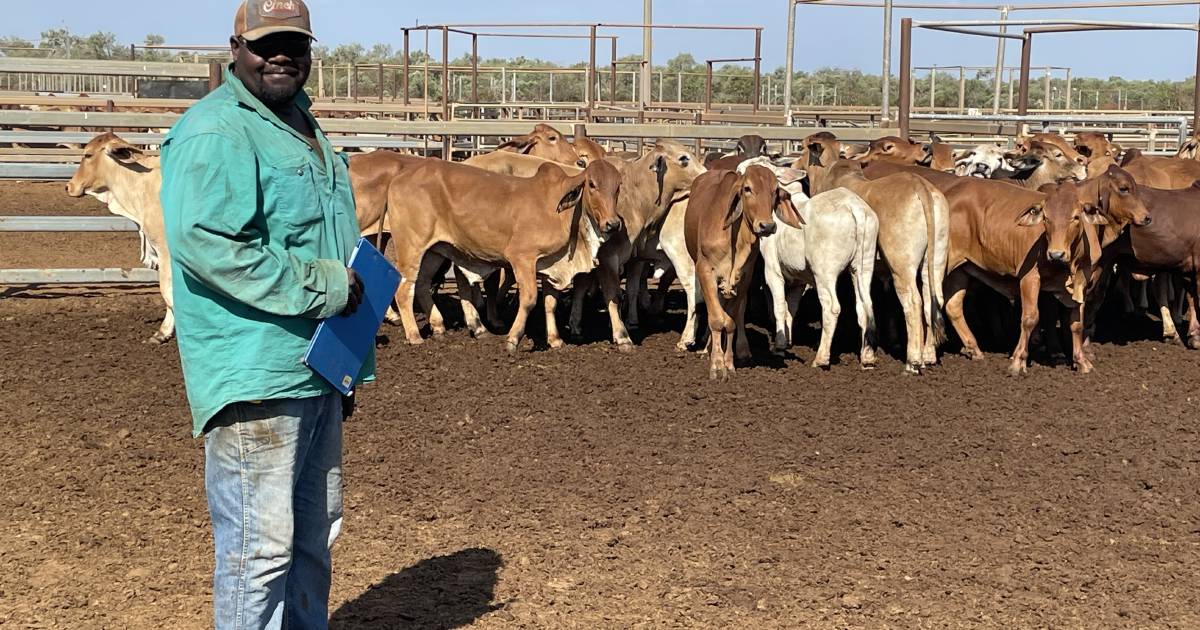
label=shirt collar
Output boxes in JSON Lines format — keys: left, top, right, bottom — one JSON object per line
{"left": 224, "top": 64, "right": 314, "bottom": 127}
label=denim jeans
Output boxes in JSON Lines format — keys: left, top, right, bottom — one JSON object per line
{"left": 204, "top": 393, "right": 343, "bottom": 630}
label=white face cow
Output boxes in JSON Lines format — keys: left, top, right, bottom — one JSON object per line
{"left": 954, "top": 144, "right": 1008, "bottom": 178}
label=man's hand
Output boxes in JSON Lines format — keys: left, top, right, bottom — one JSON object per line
{"left": 342, "top": 268, "right": 364, "bottom": 316}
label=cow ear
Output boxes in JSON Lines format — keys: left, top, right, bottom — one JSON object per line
{"left": 106, "top": 143, "right": 143, "bottom": 163}
{"left": 723, "top": 175, "right": 745, "bottom": 228}
{"left": 776, "top": 167, "right": 806, "bottom": 185}
{"left": 498, "top": 134, "right": 535, "bottom": 154}
{"left": 1075, "top": 145, "right": 1093, "bottom": 158}
{"left": 1082, "top": 206, "right": 1109, "bottom": 225}
{"left": 557, "top": 175, "right": 585, "bottom": 213}
{"left": 806, "top": 144, "right": 824, "bottom": 167}
{"left": 651, "top": 155, "right": 668, "bottom": 204}
{"left": 1016, "top": 204, "right": 1045, "bottom": 227}
{"left": 774, "top": 188, "right": 805, "bottom": 229}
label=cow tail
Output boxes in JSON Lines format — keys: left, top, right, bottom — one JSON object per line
{"left": 917, "top": 182, "right": 947, "bottom": 346}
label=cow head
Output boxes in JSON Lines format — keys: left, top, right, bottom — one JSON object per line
{"left": 737, "top": 156, "right": 810, "bottom": 214}
{"left": 725, "top": 164, "right": 803, "bottom": 237}
{"left": 802, "top": 133, "right": 841, "bottom": 169}
{"left": 1075, "top": 131, "right": 1121, "bottom": 163}
{"left": 646, "top": 139, "right": 706, "bottom": 205}
{"left": 1017, "top": 180, "right": 1106, "bottom": 263}
{"left": 860, "top": 136, "right": 928, "bottom": 166}
{"left": 498, "top": 123, "right": 581, "bottom": 166}
{"left": 1018, "top": 133, "right": 1088, "bottom": 169}
{"left": 550, "top": 159, "right": 623, "bottom": 238}
{"left": 66, "top": 132, "right": 148, "bottom": 198}
{"left": 572, "top": 125, "right": 607, "bottom": 167}
{"left": 1177, "top": 134, "right": 1200, "bottom": 160}
{"left": 1008, "top": 141, "right": 1087, "bottom": 182}
{"left": 735, "top": 134, "right": 768, "bottom": 157}
{"left": 954, "top": 144, "right": 1007, "bottom": 178}
{"left": 1088, "top": 165, "right": 1151, "bottom": 228}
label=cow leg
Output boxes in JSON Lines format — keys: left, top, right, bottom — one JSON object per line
{"left": 569, "top": 273, "right": 594, "bottom": 337}
{"left": 598, "top": 261, "right": 635, "bottom": 350}
{"left": 698, "top": 264, "right": 730, "bottom": 380}
{"left": 763, "top": 257, "right": 790, "bottom": 355}
{"left": 454, "top": 268, "right": 489, "bottom": 338}
{"left": 649, "top": 266, "right": 676, "bottom": 316}
{"left": 1009, "top": 270, "right": 1041, "bottom": 376}
{"left": 624, "top": 259, "right": 646, "bottom": 331}
{"left": 785, "top": 285, "right": 806, "bottom": 348}
{"left": 891, "top": 270, "right": 924, "bottom": 374}
{"left": 812, "top": 271, "right": 841, "bottom": 370}
{"left": 675, "top": 258, "right": 699, "bottom": 352}
{"left": 416, "top": 254, "right": 448, "bottom": 336}
{"left": 1070, "top": 301, "right": 1094, "bottom": 374}
{"left": 733, "top": 279, "right": 752, "bottom": 364}
{"left": 850, "top": 265, "right": 877, "bottom": 369}
{"left": 1186, "top": 272, "right": 1200, "bottom": 349}
{"left": 919, "top": 267, "right": 939, "bottom": 368}
{"left": 944, "top": 269, "right": 983, "bottom": 360}
{"left": 1154, "top": 273, "right": 1180, "bottom": 343}
{"left": 543, "top": 282, "right": 565, "bottom": 349}
{"left": 503, "top": 261, "right": 539, "bottom": 353}
{"left": 395, "top": 268, "right": 424, "bottom": 345}
{"left": 148, "top": 257, "right": 175, "bottom": 344}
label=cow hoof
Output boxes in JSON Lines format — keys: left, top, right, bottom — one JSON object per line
{"left": 709, "top": 368, "right": 721, "bottom": 381}
{"left": 961, "top": 348, "right": 985, "bottom": 361}
{"left": 469, "top": 327, "right": 490, "bottom": 339}
{"left": 903, "top": 363, "right": 922, "bottom": 375}
{"left": 1164, "top": 332, "right": 1181, "bottom": 344}
{"left": 505, "top": 340, "right": 520, "bottom": 354}
{"left": 144, "top": 335, "right": 168, "bottom": 346}
{"left": 1187, "top": 334, "right": 1200, "bottom": 350}
{"left": 811, "top": 360, "right": 831, "bottom": 370}
{"left": 1075, "top": 360, "right": 1094, "bottom": 374}
{"left": 548, "top": 338, "right": 564, "bottom": 349}
{"left": 676, "top": 340, "right": 693, "bottom": 352}
{"left": 406, "top": 336, "right": 425, "bottom": 346}
{"left": 1007, "top": 362, "right": 1027, "bottom": 376}
{"left": 616, "top": 342, "right": 635, "bottom": 354}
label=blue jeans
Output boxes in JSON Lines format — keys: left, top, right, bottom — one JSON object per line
{"left": 204, "top": 393, "right": 344, "bottom": 630}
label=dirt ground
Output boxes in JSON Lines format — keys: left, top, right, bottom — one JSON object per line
{"left": 3, "top": 181, "right": 1200, "bottom": 629}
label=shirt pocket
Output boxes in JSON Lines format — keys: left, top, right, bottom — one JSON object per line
{"left": 265, "top": 158, "right": 323, "bottom": 228}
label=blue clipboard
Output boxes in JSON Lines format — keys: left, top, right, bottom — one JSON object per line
{"left": 302, "top": 238, "right": 402, "bottom": 395}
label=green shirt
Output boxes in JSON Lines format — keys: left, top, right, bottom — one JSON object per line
{"left": 162, "top": 67, "right": 373, "bottom": 436}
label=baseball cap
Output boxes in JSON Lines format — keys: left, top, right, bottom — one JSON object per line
{"left": 234, "top": 0, "right": 316, "bottom": 42}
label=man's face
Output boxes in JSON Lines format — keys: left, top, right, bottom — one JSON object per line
{"left": 230, "top": 32, "right": 312, "bottom": 109}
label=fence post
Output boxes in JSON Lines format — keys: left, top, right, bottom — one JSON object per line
{"left": 207, "top": 61, "right": 223, "bottom": 94}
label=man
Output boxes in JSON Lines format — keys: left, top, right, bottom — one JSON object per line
{"left": 161, "top": 1, "right": 368, "bottom": 627}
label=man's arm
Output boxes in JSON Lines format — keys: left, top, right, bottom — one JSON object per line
{"left": 162, "top": 132, "right": 349, "bottom": 319}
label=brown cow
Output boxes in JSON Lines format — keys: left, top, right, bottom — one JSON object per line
{"left": 1074, "top": 131, "right": 1121, "bottom": 172}
{"left": 349, "top": 150, "right": 425, "bottom": 241}
{"left": 497, "top": 123, "right": 582, "bottom": 166}
{"left": 66, "top": 133, "right": 174, "bottom": 344}
{"left": 572, "top": 125, "right": 608, "bottom": 166}
{"left": 1121, "top": 149, "right": 1200, "bottom": 189}
{"left": 860, "top": 135, "right": 955, "bottom": 172}
{"left": 804, "top": 136, "right": 949, "bottom": 372}
{"left": 1174, "top": 133, "right": 1200, "bottom": 160}
{"left": 999, "top": 140, "right": 1087, "bottom": 190}
{"left": 571, "top": 140, "right": 706, "bottom": 348}
{"left": 1015, "top": 132, "right": 1087, "bottom": 169}
{"left": 386, "top": 159, "right": 622, "bottom": 351}
{"left": 685, "top": 166, "right": 803, "bottom": 380}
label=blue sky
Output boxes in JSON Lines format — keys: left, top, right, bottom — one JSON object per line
{"left": 6, "top": 1, "right": 1199, "bottom": 79}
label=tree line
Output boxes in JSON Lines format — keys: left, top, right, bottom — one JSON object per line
{"left": 1, "top": 29, "right": 1195, "bottom": 111}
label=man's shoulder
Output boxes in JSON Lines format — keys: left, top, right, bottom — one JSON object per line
{"left": 167, "top": 84, "right": 249, "bottom": 144}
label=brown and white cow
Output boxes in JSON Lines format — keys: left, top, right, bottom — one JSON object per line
{"left": 66, "top": 132, "right": 173, "bottom": 344}
{"left": 998, "top": 140, "right": 1087, "bottom": 189}
{"left": 684, "top": 165, "right": 804, "bottom": 380}
{"left": 385, "top": 159, "right": 622, "bottom": 351}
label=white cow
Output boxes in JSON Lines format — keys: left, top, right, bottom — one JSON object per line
{"left": 658, "top": 157, "right": 880, "bottom": 368}
{"left": 67, "top": 132, "right": 174, "bottom": 344}
{"left": 953, "top": 144, "right": 1008, "bottom": 178}
{"left": 743, "top": 158, "right": 880, "bottom": 368}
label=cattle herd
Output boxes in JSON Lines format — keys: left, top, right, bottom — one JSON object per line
{"left": 66, "top": 122, "right": 1200, "bottom": 380}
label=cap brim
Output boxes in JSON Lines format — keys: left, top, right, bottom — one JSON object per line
{"left": 240, "top": 26, "right": 316, "bottom": 42}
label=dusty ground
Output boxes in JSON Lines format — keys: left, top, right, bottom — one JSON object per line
{"left": 3, "top": 181, "right": 1200, "bottom": 629}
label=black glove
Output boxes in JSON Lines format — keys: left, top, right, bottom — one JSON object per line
{"left": 341, "top": 390, "right": 356, "bottom": 420}
{"left": 342, "top": 268, "right": 364, "bottom": 316}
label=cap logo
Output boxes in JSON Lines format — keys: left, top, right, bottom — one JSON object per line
{"left": 260, "top": 0, "right": 300, "bottom": 18}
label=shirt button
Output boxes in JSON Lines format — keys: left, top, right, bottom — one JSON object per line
{"left": 296, "top": 167, "right": 304, "bottom": 176}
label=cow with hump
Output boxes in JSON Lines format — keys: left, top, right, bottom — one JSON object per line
{"left": 67, "top": 132, "right": 175, "bottom": 345}
{"left": 385, "top": 158, "right": 623, "bottom": 352}
{"left": 685, "top": 165, "right": 804, "bottom": 380}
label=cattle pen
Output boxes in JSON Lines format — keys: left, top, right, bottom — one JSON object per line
{"left": 6, "top": 3, "right": 1200, "bottom": 628}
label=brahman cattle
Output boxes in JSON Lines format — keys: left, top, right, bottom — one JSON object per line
{"left": 385, "top": 159, "right": 622, "bottom": 352}
{"left": 998, "top": 140, "right": 1088, "bottom": 189}
{"left": 804, "top": 137, "right": 949, "bottom": 372}
{"left": 497, "top": 123, "right": 583, "bottom": 167}
{"left": 859, "top": 135, "right": 955, "bottom": 172}
{"left": 704, "top": 134, "right": 769, "bottom": 171}
{"left": 1121, "top": 149, "right": 1200, "bottom": 189}
{"left": 66, "top": 132, "right": 174, "bottom": 344}
{"left": 953, "top": 144, "right": 1009, "bottom": 178}
{"left": 685, "top": 165, "right": 804, "bottom": 380}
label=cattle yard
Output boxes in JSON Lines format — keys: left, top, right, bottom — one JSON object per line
{"left": 6, "top": 1, "right": 1200, "bottom": 627}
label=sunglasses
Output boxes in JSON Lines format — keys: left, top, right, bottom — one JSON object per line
{"left": 237, "top": 35, "right": 311, "bottom": 59}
